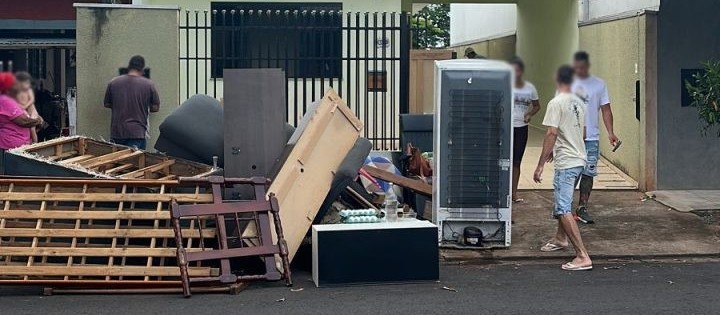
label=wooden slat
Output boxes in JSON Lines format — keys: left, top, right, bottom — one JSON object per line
{"left": 79, "top": 149, "right": 134, "bottom": 168}
{"left": 59, "top": 154, "right": 95, "bottom": 165}
{"left": 0, "top": 192, "right": 213, "bottom": 203}
{"left": 0, "top": 178, "right": 181, "bottom": 186}
{"left": 346, "top": 187, "right": 378, "bottom": 210}
{"left": 0, "top": 228, "right": 215, "bottom": 238}
{"left": 0, "top": 247, "right": 203, "bottom": 257}
{"left": 4, "top": 220, "right": 141, "bottom": 230}
{"left": 93, "top": 151, "right": 145, "bottom": 170}
{"left": 47, "top": 150, "right": 78, "bottom": 162}
{"left": 0, "top": 280, "right": 184, "bottom": 287}
{"left": 0, "top": 210, "right": 171, "bottom": 220}
{"left": 104, "top": 163, "right": 134, "bottom": 175}
{"left": 0, "top": 265, "right": 211, "bottom": 277}
{"left": 191, "top": 170, "right": 218, "bottom": 178}
{"left": 362, "top": 165, "right": 432, "bottom": 196}
{"left": 18, "top": 136, "right": 79, "bottom": 152}
{"left": 2, "top": 241, "right": 150, "bottom": 249}
{"left": 120, "top": 160, "right": 176, "bottom": 179}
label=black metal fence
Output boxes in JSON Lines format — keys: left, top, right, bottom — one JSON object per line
{"left": 179, "top": 8, "right": 412, "bottom": 150}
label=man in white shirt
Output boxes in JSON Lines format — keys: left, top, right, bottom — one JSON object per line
{"left": 572, "top": 51, "right": 619, "bottom": 224}
{"left": 509, "top": 56, "right": 540, "bottom": 202}
{"left": 534, "top": 65, "right": 592, "bottom": 271}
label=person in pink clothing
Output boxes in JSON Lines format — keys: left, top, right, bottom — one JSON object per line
{"left": 0, "top": 72, "right": 43, "bottom": 150}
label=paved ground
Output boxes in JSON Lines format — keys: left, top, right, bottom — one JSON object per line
{"left": 1, "top": 261, "right": 719, "bottom": 315}
{"left": 443, "top": 190, "right": 720, "bottom": 261}
{"left": 650, "top": 190, "right": 720, "bottom": 213}
{"left": 518, "top": 127, "right": 637, "bottom": 190}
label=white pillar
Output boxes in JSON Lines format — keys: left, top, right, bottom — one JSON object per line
{"left": 516, "top": 0, "right": 579, "bottom": 125}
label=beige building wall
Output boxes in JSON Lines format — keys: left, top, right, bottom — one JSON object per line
{"left": 578, "top": 14, "right": 647, "bottom": 182}
{"left": 451, "top": 35, "right": 516, "bottom": 61}
{"left": 75, "top": 4, "right": 179, "bottom": 149}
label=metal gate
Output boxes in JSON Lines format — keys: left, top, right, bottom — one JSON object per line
{"left": 179, "top": 7, "right": 411, "bottom": 150}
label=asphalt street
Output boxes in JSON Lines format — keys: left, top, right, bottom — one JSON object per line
{"left": 1, "top": 261, "right": 718, "bottom": 315}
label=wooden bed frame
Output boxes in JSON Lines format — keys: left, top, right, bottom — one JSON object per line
{"left": 0, "top": 178, "right": 217, "bottom": 288}
{"left": 7, "top": 136, "right": 216, "bottom": 180}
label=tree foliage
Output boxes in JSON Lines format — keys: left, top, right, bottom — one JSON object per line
{"left": 411, "top": 4, "right": 450, "bottom": 49}
{"left": 686, "top": 60, "right": 720, "bottom": 136}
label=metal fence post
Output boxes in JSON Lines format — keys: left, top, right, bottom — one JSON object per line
{"left": 399, "top": 12, "right": 410, "bottom": 115}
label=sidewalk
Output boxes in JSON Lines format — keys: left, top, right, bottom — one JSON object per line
{"left": 443, "top": 190, "right": 720, "bottom": 262}
{"left": 518, "top": 127, "right": 637, "bottom": 190}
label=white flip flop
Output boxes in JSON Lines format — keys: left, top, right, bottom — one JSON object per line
{"left": 540, "top": 242, "right": 566, "bottom": 252}
{"left": 561, "top": 262, "right": 593, "bottom": 271}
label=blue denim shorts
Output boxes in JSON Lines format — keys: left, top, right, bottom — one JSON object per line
{"left": 583, "top": 140, "right": 599, "bottom": 177}
{"left": 553, "top": 166, "right": 583, "bottom": 218}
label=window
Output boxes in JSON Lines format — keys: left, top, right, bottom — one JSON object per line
{"left": 367, "top": 71, "right": 387, "bottom": 92}
{"left": 211, "top": 2, "right": 342, "bottom": 79}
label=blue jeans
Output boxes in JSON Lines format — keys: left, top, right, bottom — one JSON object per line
{"left": 112, "top": 138, "right": 146, "bottom": 150}
{"left": 583, "top": 140, "right": 599, "bottom": 177}
{"left": 553, "top": 166, "right": 583, "bottom": 218}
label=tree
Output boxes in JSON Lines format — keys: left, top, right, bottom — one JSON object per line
{"left": 686, "top": 60, "right": 720, "bottom": 136}
{"left": 411, "top": 4, "right": 450, "bottom": 49}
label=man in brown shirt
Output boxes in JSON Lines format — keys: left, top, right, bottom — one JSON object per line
{"left": 104, "top": 55, "right": 160, "bottom": 150}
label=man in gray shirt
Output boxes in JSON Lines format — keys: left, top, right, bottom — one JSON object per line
{"left": 534, "top": 65, "right": 592, "bottom": 271}
{"left": 104, "top": 55, "right": 160, "bottom": 150}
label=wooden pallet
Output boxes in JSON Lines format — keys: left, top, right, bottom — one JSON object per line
{"left": 7, "top": 136, "right": 217, "bottom": 180}
{"left": 0, "top": 178, "right": 217, "bottom": 287}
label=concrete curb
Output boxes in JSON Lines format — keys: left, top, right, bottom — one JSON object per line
{"left": 441, "top": 252, "right": 720, "bottom": 264}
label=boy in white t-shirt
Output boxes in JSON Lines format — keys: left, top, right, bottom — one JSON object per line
{"left": 571, "top": 51, "right": 620, "bottom": 224}
{"left": 509, "top": 57, "right": 540, "bottom": 202}
{"left": 534, "top": 65, "right": 592, "bottom": 271}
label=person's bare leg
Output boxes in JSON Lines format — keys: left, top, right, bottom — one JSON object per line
{"left": 558, "top": 213, "right": 592, "bottom": 266}
{"left": 553, "top": 219, "right": 568, "bottom": 246}
{"left": 512, "top": 165, "right": 521, "bottom": 200}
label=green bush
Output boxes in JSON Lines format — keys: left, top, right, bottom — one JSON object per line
{"left": 686, "top": 60, "right": 720, "bottom": 136}
{"left": 411, "top": 4, "right": 449, "bottom": 49}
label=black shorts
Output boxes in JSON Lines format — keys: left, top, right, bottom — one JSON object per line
{"left": 513, "top": 126, "right": 529, "bottom": 167}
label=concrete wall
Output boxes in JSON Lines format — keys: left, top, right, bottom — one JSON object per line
{"left": 449, "top": 3, "right": 516, "bottom": 46}
{"left": 655, "top": 0, "right": 720, "bottom": 189}
{"left": 583, "top": 0, "right": 659, "bottom": 21}
{"left": 443, "top": 0, "right": 579, "bottom": 131}
{"left": 451, "top": 35, "right": 516, "bottom": 61}
{"left": 578, "top": 15, "right": 647, "bottom": 183}
{"left": 448, "top": 0, "right": 660, "bottom": 45}
{"left": 75, "top": 4, "right": 179, "bottom": 149}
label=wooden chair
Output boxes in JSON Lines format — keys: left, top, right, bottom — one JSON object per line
{"left": 171, "top": 176, "right": 291, "bottom": 297}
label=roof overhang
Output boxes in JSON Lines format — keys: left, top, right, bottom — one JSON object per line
{"left": 0, "top": 38, "right": 76, "bottom": 49}
{"left": 0, "top": 19, "right": 75, "bottom": 30}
